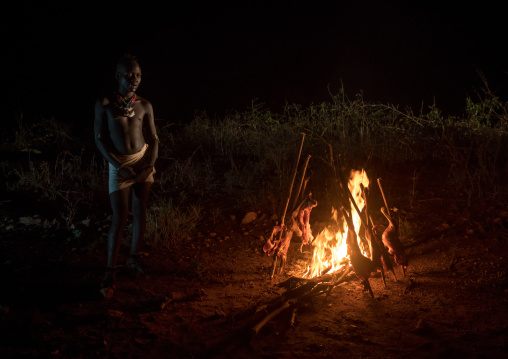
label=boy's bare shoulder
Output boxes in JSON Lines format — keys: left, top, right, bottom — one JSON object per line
{"left": 137, "top": 96, "right": 153, "bottom": 109}
{"left": 96, "top": 95, "right": 112, "bottom": 107}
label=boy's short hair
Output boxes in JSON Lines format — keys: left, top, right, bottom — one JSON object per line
{"left": 117, "top": 53, "right": 139, "bottom": 71}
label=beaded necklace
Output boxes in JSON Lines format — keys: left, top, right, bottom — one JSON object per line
{"left": 116, "top": 92, "right": 136, "bottom": 117}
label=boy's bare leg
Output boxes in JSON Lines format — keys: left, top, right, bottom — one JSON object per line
{"left": 103, "top": 187, "right": 131, "bottom": 286}
{"left": 129, "top": 181, "right": 151, "bottom": 273}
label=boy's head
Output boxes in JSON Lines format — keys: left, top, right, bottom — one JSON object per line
{"left": 115, "top": 54, "right": 142, "bottom": 93}
{"left": 116, "top": 54, "right": 139, "bottom": 72}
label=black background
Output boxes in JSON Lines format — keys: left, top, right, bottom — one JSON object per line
{"left": 5, "top": 1, "right": 508, "bottom": 132}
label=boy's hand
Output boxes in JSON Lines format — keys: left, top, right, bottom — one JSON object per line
{"left": 118, "top": 166, "right": 137, "bottom": 180}
{"left": 135, "top": 166, "right": 154, "bottom": 182}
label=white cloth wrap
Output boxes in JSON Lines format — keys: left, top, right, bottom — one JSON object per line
{"left": 108, "top": 143, "right": 155, "bottom": 194}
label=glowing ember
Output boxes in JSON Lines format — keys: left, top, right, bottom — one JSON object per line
{"left": 303, "top": 169, "right": 370, "bottom": 278}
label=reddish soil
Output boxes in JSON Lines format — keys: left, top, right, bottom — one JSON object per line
{"left": 1, "top": 175, "right": 508, "bottom": 358}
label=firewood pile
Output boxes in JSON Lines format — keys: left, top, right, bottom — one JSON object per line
{"left": 203, "top": 262, "right": 352, "bottom": 353}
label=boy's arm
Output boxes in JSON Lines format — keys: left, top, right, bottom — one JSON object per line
{"left": 135, "top": 101, "right": 158, "bottom": 182}
{"left": 144, "top": 101, "right": 159, "bottom": 167}
{"left": 94, "top": 98, "right": 136, "bottom": 179}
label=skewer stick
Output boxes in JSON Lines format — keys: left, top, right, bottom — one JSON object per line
{"left": 370, "top": 214, "right": 396, "bottom": 283}
{"left": 271, "top": 133, "right": 306, "bottom": 278}
{"left": 362, "top": 183, "right": 387, "bottom": 288}
{"left": 337, "top": 170, "right": 368, "bottom": 229}
{"left": 377, "top": 178, "right": 392, "bottom": 220}
{"left": 282, "top": 133, "right": 306, "bottom": 224}
{"left": 291, "top": 155, "right": 311, "bottom": 212}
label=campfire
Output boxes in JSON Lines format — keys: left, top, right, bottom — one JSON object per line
{"left": 253, "top": 168, "right": 408, "bottom": 336}
{"left": 302, "top": 169, "right": 370, "bottom": 280}
{"left": 255, "top": 133, "right": 408, "bottom": 335}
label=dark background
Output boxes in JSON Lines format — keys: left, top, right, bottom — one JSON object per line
{"left": 5, "top": 1, "right": 508, "bottom": 132}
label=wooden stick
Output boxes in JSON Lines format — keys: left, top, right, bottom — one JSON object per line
{"left": 277, "top": 263, "right": 349, "bottom": 289}
{"left": 291, "top": 154, "right": 311, "bottom": 212}
{"left": 271, "top": 133, "right": 306, "bottom": 278}
{"left": 370, "top": 214, "right": 397, "bottom": 282}
{"left": 281, "top": 132, "right": 306, "bottom": 225}
{"left": 361, "top": 183, "right": 387, "bottom": 288}
{"left": 337, "top": 170, "right": 368, "bottom": 230}
{"left": 298, "top": 177, "right": 310, "bottom": 207}
{"left": 377, "top": 178, "right": 392, "bottom": 220}
{"left": 252, "top": 299, "right": 295, "bottom": 334}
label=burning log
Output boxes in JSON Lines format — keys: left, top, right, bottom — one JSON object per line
{"left": 277, "top": 261, "right": 350, "bottom": 290}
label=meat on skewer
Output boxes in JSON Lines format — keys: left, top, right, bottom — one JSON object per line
{"left": 342, "top": 209, "right": 376, "bottom": 297}
{"left": 360, "top": 184, "right": 394, "bottom": 286}
{"left": 372, "top": 221, "right": 398, "bottom": 282}
{"left": 298, "top": 197, "right": 318, "bottom": 245}
{"left": 380, "top": 207, "right": 408, "bottom": 276}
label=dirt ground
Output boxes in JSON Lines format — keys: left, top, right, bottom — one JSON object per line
{"left": 1, "top": 173, "right": 508, "bottom": 358}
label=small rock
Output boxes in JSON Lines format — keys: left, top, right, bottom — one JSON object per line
{"left": 19, "top": 216, "right": 42, "bottom": 226}
{"left": 241, "top": 211, "right": 257, "bottom": 224}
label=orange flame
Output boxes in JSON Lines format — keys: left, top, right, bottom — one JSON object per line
{"left": 303, "top": 169, "right": 369, "bottom": 278}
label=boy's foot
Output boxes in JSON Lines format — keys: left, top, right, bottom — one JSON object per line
{"left": 100, "top": 286, "right": 115, "bottom": 299}
{"left": 127, "top": 260, "right": 145, "bottom": 277}
{"left": 100, "top": 268, "right": 117, "bottom": 299}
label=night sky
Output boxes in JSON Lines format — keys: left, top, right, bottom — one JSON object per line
{"left": 5, "top": 1, "right": 508, "bottom": 131}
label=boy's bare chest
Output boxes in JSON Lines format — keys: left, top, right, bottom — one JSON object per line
{"left": 106, "top": 103, "right": 144, "bottom": 126}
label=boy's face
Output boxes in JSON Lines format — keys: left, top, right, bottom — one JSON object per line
{"left": 116, "top": 61, "right": 142, "bottom": 93}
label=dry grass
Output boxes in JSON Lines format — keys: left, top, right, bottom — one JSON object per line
{"left": 3, "top": 83, "right": 507, "bottom": 246}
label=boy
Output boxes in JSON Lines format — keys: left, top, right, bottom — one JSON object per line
{"left": 94, "top": 54, "right": 158, "bottom": 294}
